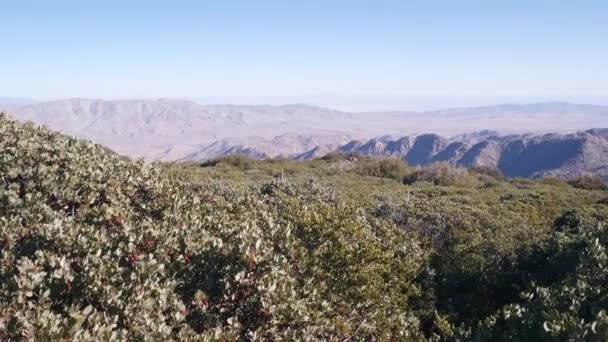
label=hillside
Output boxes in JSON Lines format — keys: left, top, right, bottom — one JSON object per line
{"left": 1, "top": 114, "right": 608, "bottom": 340}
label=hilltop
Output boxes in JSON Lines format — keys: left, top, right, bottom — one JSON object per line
{"left": 1, "top": 114, "right": 607, "bottom": 340}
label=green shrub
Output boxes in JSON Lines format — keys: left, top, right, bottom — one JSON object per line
{"left": 353, "top": 157, "right": 411, "bottom": 181}
{"left": 0, "top": 115, "right": 427, "bottom": 340}
{"left": 319, "top": 150, "right": 345, "bottom": 162}
{"left": 470, "top": 165, "right": 505, "bottom": 181}
{"left": 461, "top": 207, "right": 608, "bottom": 340}
{"left": 321, "top": 151, "right": 363, "bottom": 163}
{"left": 510, "top": 177, "right": 534, "bottom": 189}
{"left": 540, "top": 176, "right": 570, "bottom": 187}
{"left": 568, "top": 174, "right": 608, "bottom": 190}
{"left": 403, "top": 162, "right": 476, "bottom": 187}
{"left": 201, "top": 154, "right": 255, "bottom": 170}
{"left": 2, "top": 113, "right": 608, "bottom": 340}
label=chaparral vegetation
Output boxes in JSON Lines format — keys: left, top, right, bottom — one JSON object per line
{"left": 1, "top": 113, "right": 607, "bottom": 340}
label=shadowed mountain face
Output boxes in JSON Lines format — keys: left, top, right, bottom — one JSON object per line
{"left": 404, "top": 134, "right": 448, "bottom": 165}
{"left": 458, "top": 141, "right": 502, "bottom": 168}
{"left": 498, "top": 136, "right": 585, "bottom": 177}
{"left": 431, "top": 141, "right": 469, "bottom": 164}
{"left": 586, "top": 128, "right": 608, "bottom": 138}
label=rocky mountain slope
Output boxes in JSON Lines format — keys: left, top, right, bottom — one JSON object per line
{"left": 179, "top": 132, "right": 353, "bottom": 161}
{"left": 339, "top": 130, "right": 608, "bottom": 179}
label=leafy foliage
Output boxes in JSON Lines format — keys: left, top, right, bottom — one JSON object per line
{"left": 353, "top": 157, "right": 411, "bottom": 181}
{"left": 1, "top": 113, "right": 607, "bottom": 340}
{"left": 403, "top": 162, "right": 477, "bottom": 187}
{"left": 201, "top": 154, "right": 255, "bottom": 170}
{"left": 568, "top": 175, "right": 608, "bottom": 191}
{"left": 470, "top": 165, "right": 506, "bottom": 182}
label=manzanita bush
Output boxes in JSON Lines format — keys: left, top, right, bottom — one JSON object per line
{"left": 1, "top": 113, "right": 607, "bottom": 340}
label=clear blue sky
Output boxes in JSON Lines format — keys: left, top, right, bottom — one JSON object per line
{"left": 1, "top": 0, "right": 607, "bottom": 101}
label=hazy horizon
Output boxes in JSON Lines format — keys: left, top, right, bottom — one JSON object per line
{"left": 3, "top": 95, "right": 608, "bottom": 113}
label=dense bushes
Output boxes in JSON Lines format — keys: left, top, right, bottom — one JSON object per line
{"left": 568, "top": 174, "right": 608, "bottom": 190}
{"left": 201, "top": 154, "right": 255, "bottom": 170}
{"left": 462, "top": 207, "right": 608, "bottom": 340}
{"left": 0, "top": 115, "right": 426, "bottom": 339}
{"left": 353, "top": 157, "right": 411, "bottom": 181}
{"left": 320, "top": 151, "right": 362, "bottom": 163}
{"left": 1, "top": 114, "right": 608, "bottom": 340}
{"left": 319, "top": 150, "right": 345, "bottom": 162}
{"left": 540, "top": 176, "right": 571, "bottom": 187}
{"left": 350, "top": 158, "right": 489, "bottom": 187}
{"left": 470, "top": 165, "right": 506, "bottom": 181}
{"left": 403, "top": 162, "right": 477, "bottom": 187}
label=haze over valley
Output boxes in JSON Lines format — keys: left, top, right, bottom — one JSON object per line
{"left": 2, "top": 97, "right": 606, "bottom": 179}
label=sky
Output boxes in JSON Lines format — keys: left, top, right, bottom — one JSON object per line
{"left": 1, "top": 0, "right": 607, "bottom": 107}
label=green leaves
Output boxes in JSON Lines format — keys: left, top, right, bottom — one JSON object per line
{"left": 1, "top": 114, "right": 607, "bottom": 340}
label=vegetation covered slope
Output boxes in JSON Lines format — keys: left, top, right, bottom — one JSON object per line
{"left": 1, "top": 114, "right": 607, "bottom": 340}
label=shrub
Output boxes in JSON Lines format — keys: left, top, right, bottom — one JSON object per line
{"left": 2, "top": 114, "right": 608, "bottom": 340}
{"left": 462, "top": 207, "right": 608, "bottom": 340}
{"left": 345, "top": 151, "right": 363, "bottom": 162}
{"left": 477, "top": 177, "right": 502, "bottom": 188}
{"left": 540, "top": 176, "right": 570, "bottom": 187}
{"left": 470, "top": 165, "right": 505, "bottom": 181}
{"left": 201, "top": 154, "right": 255, "bottom": 170}
{"left": 510, "top": 177, "right": 534, "bottom": 189}
{"left": 568, "top": 174, "right": 608, "bottom": 190}
{"left": 353, "top": 157, "right": 411, "bottom": 181}
{"left": 403, "top": 162, "right": 476, "bottom": 187}
{"left": 320, "top": 151, "right": 364, "bottom": 163}
{"left": 319, "top": 150, "right": 345, "bottom": 162}
{"left": 0, "top": 115, "right": 427, "bottom": 340}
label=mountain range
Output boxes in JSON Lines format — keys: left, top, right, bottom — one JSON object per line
{"left": 340, "top": 130, "right": 608, "bottom": 179}
{"left": 1, "top": 97, "right": 607, "bottom": 179}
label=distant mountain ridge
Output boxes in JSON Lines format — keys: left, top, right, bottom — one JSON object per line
{"left": 339, "top": 130, "right": 608, "bottom": 179}
{"left": 1, "top": 97, "right": 607, "bottom": 178}
{"left": 3, "top": 98, "right": 356, "bottom": 159}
